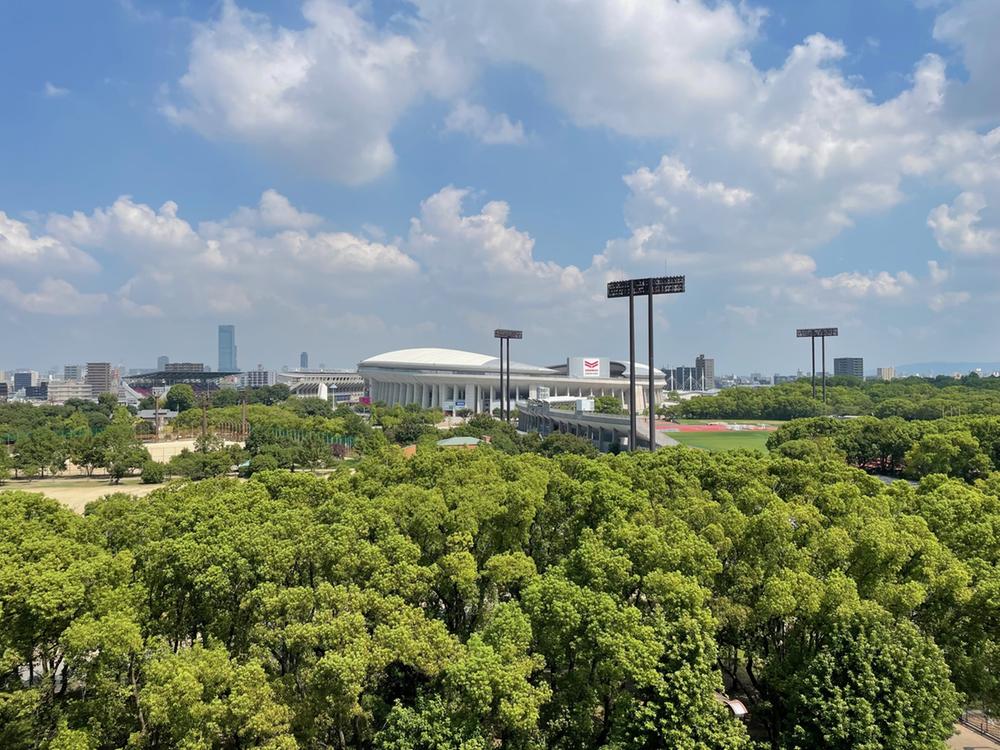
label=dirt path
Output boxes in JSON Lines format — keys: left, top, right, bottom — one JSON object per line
{"left": 949, "top": 723, "right": 1000, "bottom": 750}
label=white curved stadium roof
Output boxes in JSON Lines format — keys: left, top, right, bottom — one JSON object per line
{"left": 359, "top": 348, "right": 554, "bottom": 373}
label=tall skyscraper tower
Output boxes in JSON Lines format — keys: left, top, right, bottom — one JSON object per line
{"left": 300, "top": 351, "right": 309, "bottom": 369}
{"left": 157, "top": 355, "right": 169, "bottom": 371}
{"left": 218, "top": 325, "right": 238, "bottom": 372}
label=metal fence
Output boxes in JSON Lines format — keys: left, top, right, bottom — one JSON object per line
{"left": 962, "top": 710, "right": 1000, "bottom": 742}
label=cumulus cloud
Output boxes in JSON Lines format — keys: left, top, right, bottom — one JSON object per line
{"left": 227, "top": 189, "right": 322, "bottom": 229}
{"left": 162, "top": 0, "right": 450, "bottom": 184}
{"left": 45, "top": 190, "right": 420, "bottom": 319}
{"left": 927, "top": 191, "right": 1000, "bottom": 255}
{"left": 0, "top": 278, "right": 106, "bottom": 315}
{"left": 408, "top": 186, "right": 584, "bottom": 296}
{"left": 0, "top": 212, "right": 97, "bottom": 271}
{"left": 443, "top": 101, "right": 526, "bottom": 144}
{"left": 819, "top": 270, "right": 916, "bottom": 298}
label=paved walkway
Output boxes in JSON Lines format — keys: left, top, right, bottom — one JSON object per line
{"left": 949, "top": 723, "right": 1000, "bottom": 750}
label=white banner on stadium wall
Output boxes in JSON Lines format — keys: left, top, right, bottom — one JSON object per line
{"left": 568, "top": 357, "right": 606, "bottom": 378}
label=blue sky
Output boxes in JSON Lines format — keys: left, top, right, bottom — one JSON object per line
{"left": 2, "top": 0, "right": 999, "bottom": 375}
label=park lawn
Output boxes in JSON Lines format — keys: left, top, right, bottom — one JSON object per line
{"left": 670, "top": 431, "right": 771, "bottom": 452}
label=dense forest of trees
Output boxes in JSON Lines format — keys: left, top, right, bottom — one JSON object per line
{"left": 3, "top": 441, "right": 999, "bottom": 748}
{"left": 767, "top": 414, "right": 1000, "bottom": 481}
{"left": 666, "top": 375, "right": 1000, "bottom": 420}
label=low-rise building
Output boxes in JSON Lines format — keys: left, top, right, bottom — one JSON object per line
{"left": 47, "top": 380, "right": 95, "bottom": 403}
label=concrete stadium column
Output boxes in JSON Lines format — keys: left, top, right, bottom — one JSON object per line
{"left": 408, "top": 383, "right": 416, "bottom": 405}
{"left": 466, "top": 383, "right": 475, "bottom": 411}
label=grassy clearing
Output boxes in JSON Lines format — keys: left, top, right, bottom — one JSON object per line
{"left": 0, "top": 476, "right": 162, "bottom": 513}
{"left": 669, "top": 431, "right": 771, "bottom": 452}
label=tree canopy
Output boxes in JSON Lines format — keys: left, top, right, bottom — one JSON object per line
{"left": 3, "top": 440, "right": 993, "bottom": 748}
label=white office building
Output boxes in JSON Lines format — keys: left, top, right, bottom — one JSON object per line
{"left": 358, "top": 348, "right": 663, "bottom": 414}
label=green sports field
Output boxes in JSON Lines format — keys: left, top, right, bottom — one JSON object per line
{"left": 668, "top": 431, "right": 771, "bottom": 452}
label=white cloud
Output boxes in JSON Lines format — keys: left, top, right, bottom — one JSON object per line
{"left": 927, "top": 192, "right": 1000, "bottom": 255}
{"left": 416, "top": 0, "right": 762, "bottom": 137}
{"left": 0, "top": 212, "right": 97, "bottom": 271}
{"left": 0, "top": 278, "right": 106, "bottom": 315}
{"left": 443, "top": 101, "right": 526, "bottom": 144}
{"left": 43, "top": 82, "right": 69, "bottom": 98}
{"left": 227, "top": 189, "right": 322, "bottom": 229}
{"left": 819, "top": 270, "right": 916, "bottom": 298}
{"left": 408, "top": 186, "right": 584, "bottom": 296}
{"left": 46, "top": 191, "right": 420, "bottom": 319}
{"left": 929, "top": 290, "right": 971, "bottom": 311}
{"left": 163, "top": 0, "right": 459, "bottom": 184}
{"left": 927, "top": 260, "right": 950, "bottom": 284}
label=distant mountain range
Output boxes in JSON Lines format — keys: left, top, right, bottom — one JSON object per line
{"left": 894, "top": 362, "right": 1000, "bottom": 376}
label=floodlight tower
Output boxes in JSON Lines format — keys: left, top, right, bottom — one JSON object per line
{"left": 796, "top": 327, "right": 839, "bottom": 402}
{"left": 494, "top": 329, "right": 523, "bottom": 420}
{"left": 607, "top": 276, "right": 686, "bottom": 451}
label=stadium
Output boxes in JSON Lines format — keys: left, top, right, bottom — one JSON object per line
{"left": 357, "top": 347, "right": 663, "bottom": 414}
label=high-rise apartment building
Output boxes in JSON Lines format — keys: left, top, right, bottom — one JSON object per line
{"left": 157, "top": 355, "right": 169, "bottom": 370}
{"left": 64, "top": 364, "right": 81, "bottom": 380}
{"left": 876, "top": 367, "right": 895, "bottom": 381}
{"left": 834, "top": 357, "right": 864, "bottom": 379}
{"left": 695, "top": 354, "right": 715, "bottom": 390}
{"left": 218, "top": 325, "right": 238, "bottom": 372}
{"left": 85, "top": 362, "right": 113, "bottom": 397}
{"left": 300, "top": 351, "right": 309, "bottom": 369}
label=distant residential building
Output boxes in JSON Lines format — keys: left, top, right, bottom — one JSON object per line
{"left": 773, "top": 374, "right": 799, "bottom": 385}
{"left": 63, "top": 364, "right": 81, "bottom": 380}
{"left": 695, "top": 354, "right": 715, "bottom": 389}
{"left": 0, "top": 383, "right": 7, "bottom": 401}
{"left": 157, "top": 355, "right": 169, "bottom": 370}
{"left": 300, "top": 351, "right": 309, "bottom": 369}
{"left": 833, "top": 357, "right": 864, "bottom": 379}
{"left": 877, "top": 367, "right": 895, "bottom": 381}
{"left": 48, "top": 380, "right": 94, "bottom": 403}
{"left": 218, "top": 325, "right": 238, "bottom": 372}
{"left": 13, "top": 370, "right": 37, "bottom": 392}
{"left": 85, "top": 362, "right": 113, "bottom": 396}
{"left": 240, "top": 367, "right": 276, "bottom": 388}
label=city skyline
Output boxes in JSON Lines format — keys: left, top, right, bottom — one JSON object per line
{"left": 2, "top": 1, "right": 999, "bottom": 371}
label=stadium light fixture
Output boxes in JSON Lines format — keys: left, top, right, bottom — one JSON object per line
{"left": 494, "top": 329, "right": 523, "bottom": 421}
{"left": 796, "top": 327, "right": 839, "bottom": 401}
{"left": 607, "top": 276, "right": 686, "bottom": 451}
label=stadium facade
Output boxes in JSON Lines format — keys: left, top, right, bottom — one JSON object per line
{"left": 358, "top": 348, "right": 663, "bottom": 414}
